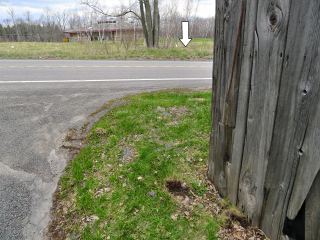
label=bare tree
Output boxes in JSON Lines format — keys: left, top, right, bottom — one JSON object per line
{"left": 183, "top": 0, "right": 201, "bottom": 36}
{"left": 7, "top": 7, "right": 20, "bottom": 41}
{"left": 160, "top": 0, "right": 181, "bottom": 48}
{"left": 68, "top": 11, "right": 81, "bottom": 30}
{"left": 79, "top": 0, "right": 160, "bottom": 48}
{"left": 55, "top": 10, "right": 69, "bottom": 32}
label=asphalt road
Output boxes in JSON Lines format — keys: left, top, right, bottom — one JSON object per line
{"left": 0, "top": 59, "right": 212, "bottom": 239}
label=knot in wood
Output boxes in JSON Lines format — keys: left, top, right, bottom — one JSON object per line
{"left": 243, "top": 177, "right": 252, "bottom": 188}
{"left": 224, "top": 0, "right": 229, "bottom": 8}
{"left": 269, "top": 12, "right": 277, "bottom": 25}
{"left": 267, "top": 6, "right": 283, "bottom": 33}
{"left": 224, "top": 12, "right": 230, "bottom": 21}
{"left": 242, "top": 171, "right": 252, "bottom": 188}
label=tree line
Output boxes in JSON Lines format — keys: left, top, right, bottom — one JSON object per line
{"left": 0, "top": 0, "right": 215, "bottom": 47}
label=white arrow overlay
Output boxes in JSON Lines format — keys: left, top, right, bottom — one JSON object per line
{"left": 179, "top": 21, "right": 192, "bottom": 47}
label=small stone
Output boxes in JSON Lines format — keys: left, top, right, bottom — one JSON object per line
{"left": 149, "top": 191, "right": 156, "bottom": 198}
{"left": 182, "top": 196, "right": 190, "bottom": 205}
{"left": 91, "top": 215, "right": 99, "bottom": 221}
{"left": 171, "top": 214, "right": 178, "bottom": 221}
{"left": 87, "top": 215, "right": 99, "bottom": 222}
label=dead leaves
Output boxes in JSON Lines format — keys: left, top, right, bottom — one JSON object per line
{"left": 165, "top": 175, "right": 269, "bottom": 240}
{"left": 217, "top": 223, "right": 269, "bottom": 240}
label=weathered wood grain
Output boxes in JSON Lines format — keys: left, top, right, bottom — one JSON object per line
{"left": 208, "top": 0, "right": 227, "bottom": 195}
{"left": 209, "top": 0, "right": 320, "bottom": 239}
{"left": 227, "top": 0, "right": 258, "bottom": 205}
{"left": 208, "top": 0, "right": 243, "bottom": 197}
{"left": 286, "top": 0, "right": 320, "bottom": 220}
{"left": 305, "top": 171, "right": 320, "bottom": 240}
{"left": 237, "top": 0, "right": 290, "bottom": 228}
{"left": 260, "top": 1, "right": 320, "bottom": 239}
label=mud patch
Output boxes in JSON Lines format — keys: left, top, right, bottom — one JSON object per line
{"left": 223, "top": 209, "right": 251, "bottom": 229}
{"left": 166, "top": 180, "right": 190, "bottom": 196}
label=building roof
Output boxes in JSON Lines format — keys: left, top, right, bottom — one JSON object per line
{"left": 64, "top": 21, "right": 142, "bottom": 34}
{"left": 64, "top": 28, "right": 142, "bottom": 34}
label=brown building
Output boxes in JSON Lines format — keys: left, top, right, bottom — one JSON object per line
{"left": 64, "top": 19, "right": 144, "bottom": 42}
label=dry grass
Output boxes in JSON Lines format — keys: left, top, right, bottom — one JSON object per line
{"left": 0, "top": 38, "right": 213, "bottom": 60}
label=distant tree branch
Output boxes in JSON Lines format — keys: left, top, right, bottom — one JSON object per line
{"left": 79, "top": 0, "right": 141, "bottom": 20}
{"left": 116, "top": 10, "right": 141, "bottom": 20}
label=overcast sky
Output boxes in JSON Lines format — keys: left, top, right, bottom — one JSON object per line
{"left": 0, "top": 0, "right": 215, "bottom": 22}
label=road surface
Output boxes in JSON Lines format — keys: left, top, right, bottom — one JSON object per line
{"left": 0, "top": 59, "right": 212, "bottom": 239}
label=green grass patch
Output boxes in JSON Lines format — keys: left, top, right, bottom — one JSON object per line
{"left": 49, "top": 89, "right": 228, "bottom": 239}
{"left": 0, "top": 38, "right": 213, "bottom": 60}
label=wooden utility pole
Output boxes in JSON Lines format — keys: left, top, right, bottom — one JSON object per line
{"left": 208, "top": 1, "right": 320, "bottom": 239}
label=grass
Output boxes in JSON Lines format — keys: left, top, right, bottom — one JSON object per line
{"left": 48, "top": 89, "right": 225, "bottom": 239}
{"left": 0, "top": 38, "right": 213, "bottom": 60}
{"left": 48, "top": 89, "right": 268, "bottom": 240}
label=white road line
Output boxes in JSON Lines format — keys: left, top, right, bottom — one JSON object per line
{"left": 0, "top": 78, "right": 211, "bottom": 84}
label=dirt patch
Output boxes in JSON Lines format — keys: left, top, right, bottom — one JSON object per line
{"left": 166, "top": 180, "right": 190, "bottom": 196}
{"left": 226, "top": 210, "right": 251, "bottom": 229}
{"left": 157, "top": 105, "right": 189, "bottom": 119}
{"left": 168, "top": 106, "right": 189, "bottom": 118}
